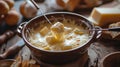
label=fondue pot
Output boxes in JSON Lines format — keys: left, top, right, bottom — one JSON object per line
{"left": 17, "top": 12, "right": 102, "bottom": 64}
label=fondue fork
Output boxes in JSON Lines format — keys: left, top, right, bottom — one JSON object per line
{"left": 90, "top": 27, "right": 120, "bottom": 32}
{"left": 28, "top": 0, "right": 52, "bottom": 25}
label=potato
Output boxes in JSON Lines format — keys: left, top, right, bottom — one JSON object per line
{"left": 20, "top": 2, "right": 38, "bottom": 19}
{"left": 4, "top": 0, "right": 14, "bottom": 9}
{"left": 0, "top": 1, "right": 9, "bottom": 14}
{"left": 5, "top": 9, "right": 20, "bottom": 26}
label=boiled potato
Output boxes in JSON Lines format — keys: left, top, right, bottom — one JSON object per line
{"left": 0, "top": 1, "right": 9, "bottom": 14}
{"left": 4, "top": 0, "right": 14, "bottom": 9}
{"left": 5, "top": 9, "right": 20, "bottom": 26}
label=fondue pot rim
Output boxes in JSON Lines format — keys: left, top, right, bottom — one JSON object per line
{"left": 100, "top": 52, "right": 120, "bottom": 67}
{"left": 21, "top": 12, "right": 96, "bottom": 53}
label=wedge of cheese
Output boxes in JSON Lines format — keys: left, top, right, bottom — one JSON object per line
{"left": 89, "top": 8, "right": 120, "bottom": 27}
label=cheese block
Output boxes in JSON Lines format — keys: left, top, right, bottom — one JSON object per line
{"left": 89, "top": 8, "right": 120, "bottom": 27}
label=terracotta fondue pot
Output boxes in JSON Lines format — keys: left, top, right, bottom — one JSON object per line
{"left": 17, "top": 12, "right": 101, "bottom": 64}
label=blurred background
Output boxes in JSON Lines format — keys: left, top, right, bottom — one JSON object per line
{"left": 0, "top": 0, "right": 119, "bottom": 34}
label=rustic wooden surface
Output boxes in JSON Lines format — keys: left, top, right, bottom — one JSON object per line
{"left": 0, "top": 0, "right": 120, "bottom": 67}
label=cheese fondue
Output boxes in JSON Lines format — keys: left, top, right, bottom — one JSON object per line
{"left": 29, "top": 19, "right": 90, "bottom": 51}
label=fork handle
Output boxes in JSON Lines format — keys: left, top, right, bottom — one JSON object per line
{"left": 108, "top": 27, "right": 120, "bottom": 32}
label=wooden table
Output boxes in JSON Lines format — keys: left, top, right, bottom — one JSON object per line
{"left": 0, "top": 0, "right": 120, "bottom": 67}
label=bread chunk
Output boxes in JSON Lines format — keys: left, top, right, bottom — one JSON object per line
{"left": 51, "top": 22, "right": 65, "bottom": 42}
{"left": 40, "top": 26, "right": 49, "bottom": 36}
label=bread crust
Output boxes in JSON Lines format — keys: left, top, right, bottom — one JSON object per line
{"left": 101, "top": 22, "right": 120, "bottom": 41}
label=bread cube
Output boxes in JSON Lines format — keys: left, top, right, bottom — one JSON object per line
{"left": 51, "top": 22, "right": 65, "bottom": 41}
{"left": 46, "top": 36, "right": 56, "bottom": 44}
{"left": 43, "top": 45, "right": 50, "bottom": 50}
{"left": 40, "top": 26, "right": 49, "bottom": 36}
{"left": 51, "top": 22, "right": 64, "bottom": 33}
{"left": 64, "top": 27, "right": 72, "bottom": 34}
{"left": 74, "top": 28, "right": 84, "bottom": 35}
{"left": 62, "top": 45, "right": 72, "bottom": 50}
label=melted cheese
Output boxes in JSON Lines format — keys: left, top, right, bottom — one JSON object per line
{"left": 29, "top": 19, "right": 90, "bottom": 51}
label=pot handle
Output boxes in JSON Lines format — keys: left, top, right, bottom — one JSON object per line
{"left": 17, "top": 22, "right": 27, "bottom": 37}
{"left": 94, "top": 26, "right": 102, "bottom": 40}
{"left": 78, "top": 26, "right": 102, "bottom": 54}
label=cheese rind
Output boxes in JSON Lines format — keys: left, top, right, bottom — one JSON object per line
{"left": 90, "top": 8, "right": 120, "bottom": 27}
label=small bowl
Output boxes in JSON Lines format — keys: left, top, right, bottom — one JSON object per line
{"left": 17, "top": 12, "right": 102, "bottom": 64}
{"left": 100, "top": 52, "right": 120, "bottom": 67}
